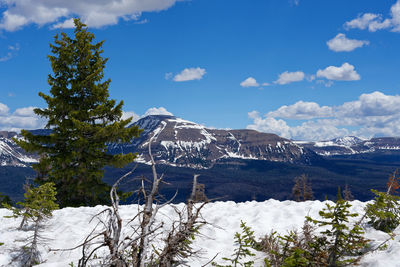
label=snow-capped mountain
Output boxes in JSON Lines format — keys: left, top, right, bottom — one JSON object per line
{"left": 296, "top": 136, "right": 400, "bottom": 156}
{"left": 108, "top": 115, "right": 314, "bottom": 168}
{"left": 3, "top": 115, "right": 400, "bottom": 168}
{"left": 0, "top": 131, "right": 38, "bottom": 167}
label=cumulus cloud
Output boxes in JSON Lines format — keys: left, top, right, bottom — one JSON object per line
{"left": 316, "top": 63, "right": 360, "bottom": 81}
{"left": 327, "top": 33, "right": 369, "bottom": 52}
{"left": 173, "top": 67, "right": 206, "bottom": 82}
{"left": 344, "top": 13, "right": 391, "bottom": 32}
{"left": 267, "top": 101, "right": 333, "bottom": 120}
{"left": 247, "top": 112, "right": 291, "bottom": 138}
{"left": 392, "top": 0, "right": 400, "bottom": 31}
{"left": 344, "top": 0, "right": 400, "bottom": 32}
{"left": 143, "top": 107, "right": 173, "bottom": 117}
{"left": 0, "top": 0, "right": 181, "bottom": 31}
{"left": 0, "top": 103, "right": 10, "bottom": 115}
{"left": 122, "top": 107, "right": 174, "bottom": 123}
{"left": 247, "top": 91, "right": 400, "bottom": 141}
{"left": 240, "top": 77, "right": 259, "bottom": 88}
{"left": 0, "top": 103, "right": 46, "bottom": 132}
{"left": 121, "top": 111, "right": 140, "bottom": 122}
{"left": 274, "top": 71, "right": 305, "bottom": 85}
{"left": 0, "top": 103, "right": 174, "bottom": 131}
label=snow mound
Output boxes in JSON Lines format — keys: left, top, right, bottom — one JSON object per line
{"left": 1, "top": 200, "right": 399, "bottom": 266}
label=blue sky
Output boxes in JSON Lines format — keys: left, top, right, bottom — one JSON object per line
{"left": 1, "top": 0, "right": 400, "bottom": 141}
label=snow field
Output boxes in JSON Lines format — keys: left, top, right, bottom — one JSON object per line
{"left": 1, "top": 200, "right": 400, "bottom": 266}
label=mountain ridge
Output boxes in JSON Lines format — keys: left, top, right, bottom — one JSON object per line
{"left": 1, "top": 115, "right": 400, "bottom": 169}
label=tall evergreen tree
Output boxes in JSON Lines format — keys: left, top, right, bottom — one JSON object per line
{"left": 16, "top": 19, "right": 141, "bottom": 207}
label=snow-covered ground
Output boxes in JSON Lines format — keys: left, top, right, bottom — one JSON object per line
{"left": 1, "top": 200, "right": 400, "bottom": 266}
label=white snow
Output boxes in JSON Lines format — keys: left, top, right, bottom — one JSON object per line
{"left": 377, "top": 146, "right": 400, "bottom": 150}
{"left": 0, "top": 139, "right": 38, "bottom": 166}
{"left": 314, "top": 141, "right": 337, "bottom": 147}
{"left": 1, "top": 200, "right": 399, "bottom": 266}
{"left": 225, "top": 151, "right": 258, "bottom": 160}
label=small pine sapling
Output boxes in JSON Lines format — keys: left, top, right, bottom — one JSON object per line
{"left": 365, "top": 170, "right": 400, "bottom": 232}
{"left": 3, "top": 182, "right": 58, "bottom": 266}
{"left": 306, "top": 189, "right": 368, "bottom": 267}
{"left": 213, "top": 221, "right": 257, "bottom": 267}
{"left": 4, "top": 182, "right": 59, "bottom": 229}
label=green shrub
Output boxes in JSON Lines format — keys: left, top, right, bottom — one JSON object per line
{"left": 261, "top": 191, "right": 368, "bottom": 267}
{"left": 260, "top": 221, "right": 328, "bottom": 267}
{"left": 365, "top": 189, "right": 400, "bottom": 232}
{"left": 4, "top": 182, "right": 58, "bottom": 228}
{"left": 213, "top": 221, "right": 257, "bottom": 267}
{"left": 306, "top": 197, "right": 368, "bottom": 266}
{"left": 365, "top": 170, "right": 400, "bottom": 233}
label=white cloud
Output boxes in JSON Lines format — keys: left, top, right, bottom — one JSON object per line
{"left": 51, "top": 18, "right": 75, "bottom": 29}
{"left": 392, "top": 0, "right": 400, "bottom": 31}
{"left": 0, "top": 104, "right": 174, "bottom": 131}
{"left": 240, "top": 77, "right": 259, "bottom": 88}
{"left": 247, "top": 113, "right": 291, "bottom": 138}
{"left": 267, "top": 101, "right": 333, "bottom": 120}
{"left": 344, "top": 0, "right": 400, "bottom": 32}
{"left": 0, "top": 103, "right": 46, "bottom": 132}
{"left": 247, "top": 91, "right": 400, "bottom": 141}
{"left": 274, "top": 71, "right": 305, "bottom": 85}
{"left": 13, "top": 106, "right": 36, "bottom": 117}
{"left": 123, "top": 107, "right": 174, "bottom": 123}
{"left": 345, "top": 13, "right": 378, "bottom": 30}
{"left": 316, "top": 63, "right": 360, "bottom": 81}
{"left": 143, "top": 107, "right": 173, "bottom": 117}
{"left": 121, "top": 111, "right": 140, "bottom": 122}
{"left": 0, "top": 0, "right": 182, "bottom": 31}
{"left": 173, "top": 67, "right": 206, "bottom": 82}
{"left": 0, "top": 103, "right": 10, "bottom": 115}
{"left": 327, "top": 33, "right": 369, "bottom": 52}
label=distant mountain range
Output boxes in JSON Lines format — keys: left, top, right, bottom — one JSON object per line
{"left": 2, "top": 115, "right": 400, "bottom": 203}
{"left": 1, "top": 115, "right": 400, "bottom": 169}
{"left": 297, "top": 136, "right": 400, "bottom": 156}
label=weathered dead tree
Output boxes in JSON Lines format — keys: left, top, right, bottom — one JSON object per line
{"left": 190, "top": 175, "right": 208, "bottom": 203}
{"left": 343, "top": 183, "right": 354, "bottom": 201}
{"left": 156, "top": 174, "right": 208, "bottom": 266}
{"left": 292, "top": 174, "right": 314, "bottom": 202}
{"left": 58, "top": 132, "right": 208, "bottom": 266}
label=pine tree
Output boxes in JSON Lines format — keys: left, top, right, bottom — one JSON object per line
{"left": 213, "top": 221, "right": 257, "bottom": 267}
{"left": 4, "top": 183, "right": 59, "bottom": 266}
{"left": 365, "top": 170, "right": 400, "bottom": 232}
{"left": 306, "top": 189, "right": 368, "bottom": 267}
{"left": 15, "top": 19, "right": 141, "bottom": 207}
{"left": 4, "top": 182, "right": 59, "bottom": 229}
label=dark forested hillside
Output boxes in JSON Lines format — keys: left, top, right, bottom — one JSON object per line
{"left": 1, "top": 152, "right": 399, "bottom": 204}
